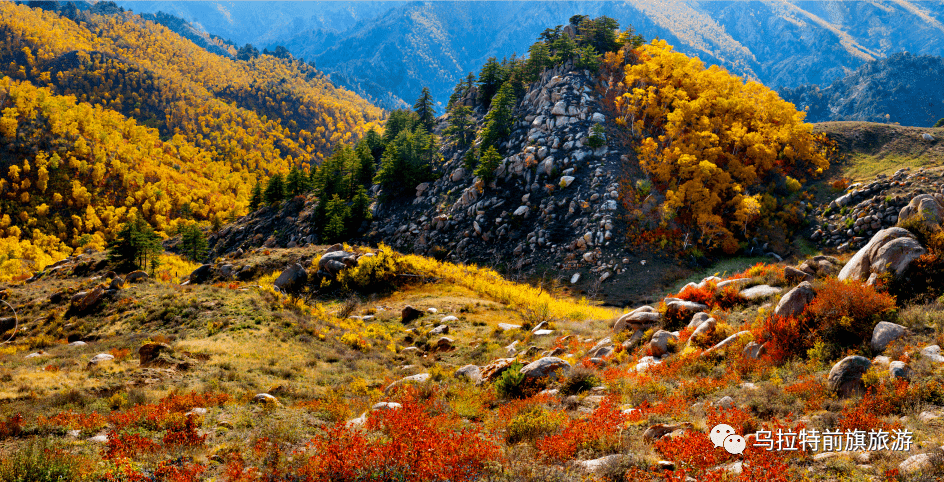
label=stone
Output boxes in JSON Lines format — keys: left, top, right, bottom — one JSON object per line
{"left": 188, "top": 264, "right": 213, "bottom": 284}
{"left": 784, "top": 266, "right": 813, "bottom": 282}
{"left": 497, "top": 322, "right": 521, "bottom": 331}
{"left": 665, "top": 300, "right": 709, "bottom": 321}
{"left": 88, "top": 353, "right": 114, "bottom": 365}
{"left": 716, "top": 396, "right": 735, "bottom": 409}
{"left": 922, "top": 133, "right": 935, "bottom": 141}
{"left": 739, "top": 285, "right": 781, "bottom": 300}
{"left": 702, "top": 331, "right": 752, "bottom": 357}
{"left": 319, "top": 251, "right": 357, "bottom": 276}
{"left": 898, "top": 453, "right": 931, "bottom": 474}
{"left": 428, "top": 325, "right": 449, "bottom": 335}
{"left": 455, "top": 365, "right": 482, "bottom": 384}
{"left": 125, "top": 270, "right": 148, "bottom": 283}
{"left": 434, "top": 336, "right": 454, "bottom": 350}
{"left": 88, "top": 434, "right": 108, "bottom": 443}
{"left": 401, "top": 305, "right": 423, "bottom": 324}
{"left": 109, "top": 276, "right": 124, "bottom": 290}
{"left": 899, "top": 193, "right": 944, "bottom": 228}
{"left": 371, "top": 402, "right": 402, "bottom": 412}
{"left": 613, "top": 307, "right": 660, "bottom": 333}
{"left": 889, "top": 361, "right": 911, "bottom": 380}
{"left": 441, "top": 315, "right": 458, "bottom": 323}
{"left": 384, "top": 373, "right": 431, "bottom": 394}
{"left": 689, "top": 317, "right": 717, "bottom": 343}
{"left": 774, "top": 282, "right": 816, "bottom": 318}
{"left": 274, "top": 263, "right": 308, "bottom": 293}
{"left": 827, "top": 356, "right": 871, "bottom": 397}
{"left": 68, "top": 341, "right": 87, "bottom": 347}
{"left": 871, "top": 321, "right": 907, "bottom": 353}
{"left": 253, "top": 393, "right": 279, "bottom": 405}
{"left": 480, "top": 358, "right": 517, "bottom": 383}
{"left": 649, "top": 330, "right": 678, "bottom": 357}
{"left": 72, "top": 285, "right": 105, "bottom": 313}
{"left": 635, "top": 356, "right": 662, "bottom": 372}
{"left": 451, "top": 168, "right": 466, "bottom": 182}
{"left": 838, "top": 228, "right": 925, "bottom": 283}
{"left": 570, "top": 273, "right": 580, "bottom": 284}
{"left": 138, "top": 343, "right": 172, "bottom": 367}
{"left": 742, "top": 341, "right": 766, "bottom": 359}
{"left": 559, "top": 176, "right": 575, "bottom": 188}
{"left": 643, "top": 422, "right": 694, "bottom": 442}
{"left": 519, "top": 357, "right": 571, "bottom": 382}
{"left": 577, "top": 454, "right": 624, "bottom": 475}
{"left": 716, "top": 278, "right": 752, "bottom": 290}
{"left": 921, "top": 345, "right": 944, "bottom": 362}
{"left": 688, "top": 312, "right": 712, "bottom": 329}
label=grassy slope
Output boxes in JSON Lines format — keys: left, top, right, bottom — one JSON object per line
{"left": 814, "top": 122, "right": 944, "bottom": 181}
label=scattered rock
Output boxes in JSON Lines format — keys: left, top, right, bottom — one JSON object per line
{"left": 774, "top": 281, "right": 816, "bottom": 318}
{"left": 921, "top": 345, "right": 944, "bottom": 362}
{"left": 253, "top": 393, "right": 279, "bottom": 405}
{"left": 665, "top": 300, "right": 708, "bottom": 322}
{"left": 71, "top": 285, "right": 105, "bottom": 314}
{"left": 643, "top": 422, "right": 694, "bottom": 442}
{"left": 401, "top": 305, "right": 423, "bottom": 324}
{"left": 384, "top": 373, "right": 431, "bottom": 394}
{"left": 187, "top": 264, "right": 213, "bottom": 284}
{"left": 871, "top": 321, "right": 907, "bottom": 353}
{"left": 739, "top": 285, "right": 781, "bottom": 300}
{"left": 577, "top": 454, "right": 625, "bottom": 475}
{"left": 889, "top": 360, "right": 911, "bottom": 380}
{"left": 319, "top": 251, "right": 357, "bottom": 277}
{"left": 497, "top": 322, "right": 522, "bottom": 331}
{"left": 519, "top": 357, "right": 571, "bottom": 382}
{"left": 742, "top": 341, "right": 767, "bottom": 359}
{"left": 126, "top": 270, "right": 149, "bottom": 283}
{"left": 480, "top": 358, "right": 517, "bottom": 383}
{"left": 784, "top": 266, "right": 813, "bottom": 283}
{"left": 428, "top": 325, "right": 449, "bottom": 335}
{"left": 274, "top": 263, "right": 308, "bottom": 293}
{"left": 827, "top": 356, "right": 871, "bottom": 398}
{"left": 455, "top": 365, "right": 482, "bottom": 384}
{"left": 441, "top": 315, "right": 458, "bottom": 323}
{"left": 649, "top": 330, "right": 678, "bottom": 357}
{"left": 898, "top": 194, "right": 944, "bottom": 228}
{"left": 702, "top": 331, "right": 752, "bottom": 357}
{"left": 88, "top": 353, "right": 114, "bottom": 365}
{"left": 613, "top": 306, "right": 660, "bottom": 333}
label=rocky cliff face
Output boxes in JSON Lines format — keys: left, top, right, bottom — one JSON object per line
{"left": 368, "top": 63, "right": 637, "bottom": 288}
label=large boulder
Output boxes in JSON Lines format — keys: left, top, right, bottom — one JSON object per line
{"left": 318, "top": 251, "right": 357, "bottom": 277}
{"left": 898, "top": 193, "right": 944, "bottom": 228}
{"left": 838, "top": 228, "right": 925, "bottom": 284}
{"left": 187, "top": 264, "right": 213, "bottom": 284}
{"left": 739, "top": 285, "right": 781, "bottom": 301}
{"left": 519, "top": 357, "right": 571, "bottom": 382}
{"left": 454, "top": 365, "right": 482, "bottom": 384}
{"left": 774, "top": 282, "right": 816, "bottom": 318}
{"left": 613, "top": 306, "right": 660, "bottom": 333}
{"left": 401, "top": 305, "right": 423, "bottom": 324}
{"left": 274, "top": 263, "right": 308, "bottom": 293}
{"left": 649, "top": 330, "right": 678, "bottom": 357}
{"left": 827, "top": 356, "right": 871, "bottom": 398}
{"left": 665, "top": 300, "right": 708, "bottom": 324}
{"left": 871, "top": 321, "right": 908, "bottom": 353}
{"left": 71, "top": 285, "right": 105, "bottom": 313}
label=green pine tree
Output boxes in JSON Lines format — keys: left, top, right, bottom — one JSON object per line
{"left": 179, "top": 223, "right": 208, "bottom": 263}
{"left": 322, "top": 194, "right": 351, "bottom": 242}
{"left": 108, "top": 216, "right": 163, "bottom": 271}
{"left": 285, "top": 165, "right": 309, "bottom": 197}
{"left": 249, "top": 181, "right": 264, "bottom": 211}
{"left": 480, "top": 82, "right": 516, "bottom": 149}
{"left": 263, "top": 173, "right": 286, "bottom": 205}
{"left": 444, "top": 105, "right": 474, "bottom": 147}
{"left": 477, "top": 57, "right": 507, "bottom": 108}
{"left": 475, "top": 146, "right": 502, "bottom": 184}
{"left": 413, "top": 86, "right": 436, "bottom": 132}
{"left": 934, "top": 118, "right": 944, "bottom": 128}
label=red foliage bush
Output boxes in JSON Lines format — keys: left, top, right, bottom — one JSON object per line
{"left": 0, "top": 413, "right": 23, "bottom": 439}
{"left": 755, "top": 314, "right": 810, "bottom": 363}
{"left": 104, "top": 431, "right": 161, "bottom": 460}
{"left": 298, "top": 396, "right": 503, "bottom": 481}
{"left": 839, "top": 386, "right": 901, "bottom": 433}
{"left": 654, "top": 430, "right": 731, "bottom": 471}
{"left": 806, "top": 278, "right": 896, "bottom": 345}
{"left": 536, "top": 397, "right": 628, "bottom": 462}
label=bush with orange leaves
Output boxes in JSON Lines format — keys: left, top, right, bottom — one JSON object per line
{"left": 806, "top": 278, "right": 896, "bottom": 350}
{"left": 535, "top": 397, "right": 628, "bottom": 463}
{"left": 297, "top": 393, "right": 503, "bottom": 481}
{"left": 674, "top": 281, "right": 743, "bottom": 311}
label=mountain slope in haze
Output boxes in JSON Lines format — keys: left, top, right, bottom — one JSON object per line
{"left": 124, "top": 1, "right": 944, "bottom": 110}
{"left": 780, "top": 53, "right": 944, "bottom": 127}
{"left": 115, "top": 0, "right": 405, "bottom": 46}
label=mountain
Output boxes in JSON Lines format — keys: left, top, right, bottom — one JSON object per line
{"left": 119, "top": 1, "right": 944, "bottom": 110}
{"left": 0, "top": 2, "right": 382, "bottom": 279}
{"left": 780, "top": 53, "right": 944, "bottom": 127}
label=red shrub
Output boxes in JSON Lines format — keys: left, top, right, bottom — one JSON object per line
{"left": 536, "top": 397, "right": 627, "bottom": 462}
{"left": 756, "top": 314, "right": 810, "bottom": 363}
{"left": 654, "top": 430, "right": 731, "bottom": 471}
{"left": 162, "top": 414, "right": 206, "bottom": 448}
{"left": 806, "top": 278, "right": 896, "bottom": 346}
{"left": 104, "top": 431, "right": 161, "bottom": 460}
{"left": 0, "top": 413, "right": 23, "bottom": 439}
{"left": 838, "top": 387, "right": 900, "bottom": 433}
{"left": 299, "top": 396, "right": 503, "bottom": 481}
{"left": 785, "top": 378, "right": 829, "bottom": 411}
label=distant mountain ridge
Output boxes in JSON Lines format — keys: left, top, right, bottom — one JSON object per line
{"left": 118, "top": 1, "right": 944, "bottom": 110}
{"left": 780, "top": 53, "right": 944, "bottom": 127}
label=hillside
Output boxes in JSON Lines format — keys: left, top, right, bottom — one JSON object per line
{"left": 781, "top": 53, "right": 944, "bottom": 127}
{"left": 122, "top": 1, "right": 944, "bottom": 110}
{"left": 0, "top": 2, "right": 383, "bottom": 280}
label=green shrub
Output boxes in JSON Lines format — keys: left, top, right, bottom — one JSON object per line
{"left": 494, "top": 362, "right": 528, "bottom": 399}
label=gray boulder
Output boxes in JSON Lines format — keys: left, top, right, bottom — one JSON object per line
{"left": 455, "top": 365, "right": 482, "bottom": 384}
{"left": 650, "top": 330, "right": 678, "bottom": 357}
{"left": 188, "top": 264, "right": 213, "bottom": 284}
{"left": 613, "top": 306, "right": 660, "bottom": 333}
{"left": 898, "top": 194, "right": 944, "bottom": 228}
{"left": 827, "top": 356, "right": 871, "bottom": 397}
{"left": 519, "top": 357, "right": 571, "bottom": 382}
{"left": 871, "top": 321, "right": 908, "bottom": 353}
{"left": 384, "top": 373, "right": 431, "bottom": 394}
{"left": 739, "top": 285, "right": 781, "bottom": 300}
{"left": 838, "top": 228, "right": 925, "bottom": 284}
{"left": 665, "top": 300, "right": 708, "bottom": 322}
{"left": 274, "top": 263, "right": 308, "bottom": 293}
{"left": 319, "top": 251, "right": 357, "bottom": 276}
{"left": 774, "top": 282, "right": 816, "bottom": 318}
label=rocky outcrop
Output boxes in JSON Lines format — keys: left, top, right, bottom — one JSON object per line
{"left": 898, "top": 193, "right": 944, "bottom": 228}
{"left": 871, "top": 321, "right": 907, "bottom": 353}
{"left": 827, "top": 355, "right": 871, "bottom": 397}
{"left": 838, "top": 227, "right": 925, "bottom": 284}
